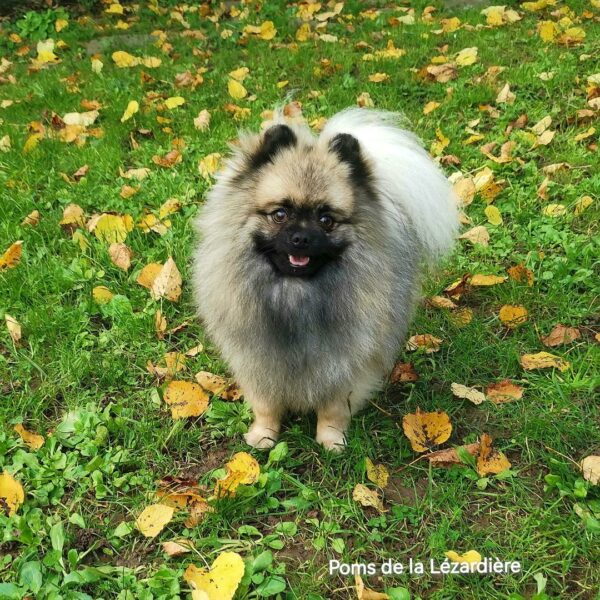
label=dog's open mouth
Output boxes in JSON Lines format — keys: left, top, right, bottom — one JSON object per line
{"left": 289, "top": 255, "right": 310, "bottom": 268}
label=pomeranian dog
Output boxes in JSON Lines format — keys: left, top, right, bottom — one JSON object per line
{"left": 192, "top": 109, "right": 458, "bottom": 451}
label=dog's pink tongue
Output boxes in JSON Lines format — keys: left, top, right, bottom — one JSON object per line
{"left": 289, "top": 255, "right": 310, "bottom": 267}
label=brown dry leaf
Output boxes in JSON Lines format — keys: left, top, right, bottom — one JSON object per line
{"left": 450, "top": 307, "right": 473, "bottom": 327}
{"left": 390, "top": 362, "right": 419, "bottom": 383}
{"left": 451, "top": 383, "right": 485, "bottom": 405}
{"left": 520, "top": 351, "right": 570, "bottom": 372}
{"left": 152, "top": 149, "right": 182, "bottom": 168}
{"left": 476, "top": 433, "right": 511, "bottom": 476}
{"left": 486, "top": 379, "right": 524, "bottom": 404}
{"left": 120, "top": 185, "right": 140, "bottom": 200}
{"left": 195, "top": 371, "right": 241, "bottom": 401}
{"left": 459, "top": 225, "right": 489, "bottom": 246}
{"left": 108, "top": 243, "right": 132, "bottom": 271}
{"left": 155, "top": 310, "right": 167, "bottom": 339}
{"left": 14, "top": 424, "right": 44, "bottom": 450}
{"left": 427, "top": 443, "right": 480, "bottom": 467}
{"left": 453, "top": 177, "right": 476, "bottom": 207}
{"left": 352, "top": 483, "right": 386, "bottom": 513}
{"left": 402, "top": 407, "right": 452, "bottom": 452}
{"left": 22, "top": 210, "right": 40, "bottom": 226}
{"left": 0, "top": 241, "right": 23, "bottom": 270}
{"left": 5, "top": 314, "right": 22, "bottom": 344}
{"left": 184, "top": 552, "right": 245, "bottom": 600}
{"left": 365, "top": 458, "right": 389, "bottom": 489}
{"left": 444, "top": 274, "right": 471, "bottom": 300}
{"left": 428, "top": 296, "right": 458, "bottom": 309}
{"left": 184, "top": 497, "right": 213, "bottom": 528}
{"left": 357, "top": 92, "right": 374, "bottom": 108}
{"left": 0, "top": 471, "right": 25, "bottom": 516}
{"left": 198, "top": 152, "right": 222, "bottom": 181}
{"left": 507, "top": 264, "right": 534, "bottom": 286}
{"left": 405, "top": 334, "right": 442, "bottom": 353}
{"left": 215, "top": 452, "right": 260, "bottom": 498}
{"left": 150, "top": 258, "right": 182, "bottom": 302}
{"left": 355, "top": 574, "right": 389, "bottom": 600}
{"left": 470, "top": 274, "right": 507, "bottom": 286}
{"left": 164, "top": 381, "right": 209, "bottom": 419}
{"left": 496, "top": 83, "right": 516, "bottom": 105}
{"left": 135, "top": 503, "right": 175, "bottom": 538}
{"left": 148, "top": 352, "right": 187, "bottom": 380}
{"left": 162, "top": 540, "right": 194, "bottom": 557}
{"left": 185, "top": 344, "right": 204, "bottom": 358}
{"left": 541, "top": 324, "right": 581, "bottom": 347}
{"left": 499, "top": 305, "right": 528, "bottom": 328}
{"left": 581, "top": 456, "right": 600, "bottom": 486}
{"left": 120, "top": 167, "right": 151, "bottom": 181}
{"left": 368, "top": 72, "right": 390, "bottom": 83}
{"left": 137, "top": 262, "right": 163, "bottom": 289}
{"left": 426, "top": 63, "right": 457, "bottom": 83}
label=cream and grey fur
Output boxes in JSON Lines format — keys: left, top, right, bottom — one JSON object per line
{"left": 192, "top": 108, "right": 458, "bottom": 451}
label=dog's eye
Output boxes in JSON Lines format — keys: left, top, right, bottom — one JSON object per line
{"left": 318, "top": 214, "right": 335, "bottom": 231}
{"left": 271, "top": 208, "right": 288, "bottom": 224}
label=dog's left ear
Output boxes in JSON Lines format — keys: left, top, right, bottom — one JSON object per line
{"left": 250, "top": 124, "right": 297, "bottom": 170}
{"left": 328, "top": 133, "right": 371, "bottom": 186}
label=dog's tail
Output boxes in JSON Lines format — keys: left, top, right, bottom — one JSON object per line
{"left": 320, "top": 108, "right": 459, "bottom": 264}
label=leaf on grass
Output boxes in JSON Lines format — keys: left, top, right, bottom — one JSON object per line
{"left": 152, "top": 149, "right": 182, "bottom": 168}
{"left": 195, "top": 371, "right": 241, "bottom": 401}
{"left": 445, "top": 550, "right": 482, "bottom": 567}
{"left": 496, "top": 83, "right": 516, "bottom": 105}
{"left": 459, "top": 226, "right": 489, "bottom": 246}
{"left": 108, "top": 243, "right": 132, "bottom": 271}
{"left": 0, "top": 471, "right": 25, "bottom": 515}
{"left": 451, "top": 383, "right": 485, "bottom": 405}
{"left": 405, "top": 334, "right": 442, "bottom": 353}
{"left": 164, "top": 381, "right": 209, "bottom": 419}
{"left": 164, "top": 96, "right": 185, "bottom": 109}
{"left": 449, "top": 307, "right": 473, "bottom": 327}
{"left": 120, "top": 167, "right": 151, "bottom": 180}
{"left": 402, "top": 408, "right": 452, "bottom": 452}
{"left": 184, "top": 497, "right": 213, "bottom": 528}
{"left": 520, "top": 351, "right": 570, "bottom": 372}
{"left": 215, "top": 452, "right": 260, "bottom": 498}
{"left": 427, "top": 443, "right": 480, "bottom": 467}
{"left": 92, "top": 286, "right": 114, "bottom": 305}
{"left": 193, "top": 109, "right": 211, "bottom": 131}
{"left": 498, "top": 304, "right": 528, "bottom": 328}
{"left": 470, "top": 274, "right": 507, "bottom": 286}
{"left": 137, "top": 262, "right": 163, "bottom": 289}
{"left": 135, "top": 503, "right": 174, "bottom": 538}
{"left": 352, "top": 483, "right": 386, "bottom": 513}
{"left": 14, "top": 424, "right": 44, "bottom": 450}
{"left": 227, "top": 79, "right": 247, "bottom": 100}
{"left": 390, "top": 362, "right": 419, "bottom": 383}
{"left": 365, "top": 458, "right": 389, "bottom": 489}
{"left": 162, "top": 540, "right": 194, "bottom": 557}
{"left": 120, "top": 100, "right": 139, "bottom": 122}
{"left": 138, "top": 213, "right": 171, "bottom": 235}
{"left": 91, "top": 214, "right": 134, "bottom": 244}
{"left": 0, "top": 241, "right": 23, "bottom": 270}
{"left": 507, "top": 264, "right": 534, "bottom": 286}
{"left": 355, "top": 574, "right": 389, "bottom": 600}
{"left": 22, "top": 210, "right": 40, "bottom": 226}
{"left": 581, "top": 456, "right": 600, "bottom": 486}
{"left": 155, "top": 310, "right": 167, "bottom": 339}
{"left": 476, "top": 433, "right": 511, "bottom": 476}
{"left": 368, "top": 72, "right": 390, "bottom": 83}
{"left": 484, "top": 205, "right": 503, "bottom": 226}
{"left": 198, "top": 153, "right": 222, "bottom": 181}
{"left": 183, "top": 552, "right": 245, "bottom": 600}
{"left": 455, "top": 47, "right": 478, "bottom": 66}
{"left": 541, "top": 324, "right": 580, "bottom": 347}
{"left": 453, "top": 177, "right": 476, "bottom": 207}
{"left": 486, "top": 379, "right": 524, "bottom": 404}
{"left": 60, "top": 205, "right": 86, "bottom": 232}
{"left": 159, "top": 198, "right": 182, "bottom": 219}
{"left": 150, "top": 258, "right": 182, "bottom": 302}
{"left": 5, "top": 314, "right": 22, "bottom": 343}
{"left": 148, "top": 352, "right": 187, "bottom": 380}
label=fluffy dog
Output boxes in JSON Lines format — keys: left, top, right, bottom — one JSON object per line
{"left": 192, "top": 109, "right": 458, "bottom": 451}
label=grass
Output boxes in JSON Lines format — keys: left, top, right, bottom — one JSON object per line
{"left": 0, "top": 0, "right": 599, "bottom": 598}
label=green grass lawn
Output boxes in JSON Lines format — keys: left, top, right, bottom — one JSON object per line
{"left": 1, "top": 1, "right": 599, "bottom": 598}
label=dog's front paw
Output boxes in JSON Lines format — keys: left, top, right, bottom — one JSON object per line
{"left": 316, "top": 427, "right": 346, "bottom": 452}
{"left": 244, "top": 424, "right": 278, "bottom": 450}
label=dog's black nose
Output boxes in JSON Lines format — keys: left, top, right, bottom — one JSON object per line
{"left": 290, "top": 231, "right": 309, "bottom": 247}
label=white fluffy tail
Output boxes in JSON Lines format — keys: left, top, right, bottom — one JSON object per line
{"left": 320, "top": 109, "right": 459, "bottom": 263}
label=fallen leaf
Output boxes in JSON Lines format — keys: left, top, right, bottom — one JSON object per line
{"left": 121, "top": 167, "right": 151, "bottom": 180}
{"left": 365, "top": 458, "right": 389, "bottom": 489}
{"left": 147, "top": 352, "right": 187, "bottom": 379}
{"left": 152, "top": 149, "right": 182, "bottom": 168}
{"left": 0, "top": 241, "right": 23, "bottom": 270}
{"left": 507, "top": 264, "right": 534, "bottom": 286}
{"left": 496, "top": 83, "right": 516, "bottom": 105}
{"left": 484, "top": 205, "right": 503, "bottom": 226}
{"left": 120, "top": 100, "right": 139, "bottom": 122}
{"left": 355, "top": 574, "right": 389, "bottom": 600}
{"left": 162, "top": 540, "right": 193, "bottom": 557}
{"left": 450, "top": 307, "right": 473, "bottom": 327}
{"left": 405, "top": 334, "right": 442, "bottom": 353}
{"left": 112, "top": 50, "right": 138, "bottom": 68}
{"left": 470, "top": 274, "right": 507, "bottom": 286}
{"left": 0, "top": 471, "right": 25, "bottom": 516}
{"left": 5, "top": 314, "right": 21, "bottom": 343}
{"left": 453, "top": 177, "right": 476, "bottom": 207}
{"left": 198, "top": 153, "right": 222, "bottom": 180}
{"left": 120, "top": 185, "right": 140, "bottom": 199}
{"left": 499, "top": 305, "right": 528, "bottom": 328}
{"left": 445, "top": 550, "right": 482, "bottom": 568}
{"left": 227, "top": 79, "right": 247, "bottom": 100}
{"left": 138, "top": 213, "right": 170, "bottom": 235}
{"left": 428, "top": 296, "right": 457, "bottom": 310}
{"left": 426, "top": 63, "right": 457, "bottom": 83}
{"left": 541, "top": 324, "right": 580, "bottom": 347}
{"left": 14, "top": 424, "right": 44, "bottom": 450}
{"left": 423, "top": 101, "right": 441, "bottom": 115}
{"left": 476, "top": 433, "right": 511, "bottom": 476}
{"left": 164, "top": 380, "right": 209, "bottom": 419}
{"left": 352, "top": 483, "right": 386, "bottom": 513}
{"left": 155, "top": 310, "right": 167, "bottom": 339}
{"left": 183, "top": 552, "right": 245, "bottom": 600}
{"left": 0, "top": 134, "right": 11, "bottom": 152}
{"left": 137, "top": 262, "right": 163, "bottom": 289}
{"left": 164, "top": 96, "right": 186, "bottom": 110}
{"left": 581, "top": 456, "right": 600, "bottom": 485}
{"left": 93, "top": 286, "right": 114, "bottom": 305}
{"left": 215, "top": 452, "right": 260, "bottom": 497}
{"left": 402, "top": 408, "right": 452, "bottom": 452}
{"left": 455, "top": 47, "right": 478, "bottom": 66}
{"left": 136, "top": 503, "right": 174, "bottom": 538}
{"left": 542, "top": 203, "right": 566, "bottom": 217}
{"left": 159, "top": 198, "right": 182, "bottom": 219}
{"left": 574, "top": 196, "right": 593, "bottom": 216}
{"left": 459, "top": 225, "right": 489, "bottom": 246}
{"left": 520, "top": 351, "right": 570, "bottom": 372}
{"left": 193, "top": 109, "right": 211, "bottom": 131}
{"left": 486, "top": 379, "right": 524, "bottom": 404}
{"left": 390, "top": 362, "right": 419, "bottom": 383}
{"left": 150, "top": 257, "right": 182, "bottom": 302}
{"left": 368, "top": 72, "right": 390, "bottom": 83}
{"left": 92, "top": 213, "right": 134, "bottom": 244}
{"left": 427, "top": 443, "right": 480, "bottom": 467}
{"left": 451, "top": 383, "right": 486, "bottom": 405}
{"left": 108, "top": 243, "right": 132, "bottom": 271}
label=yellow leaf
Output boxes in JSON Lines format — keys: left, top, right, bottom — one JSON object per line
{"left": 164, "top": 380, "right": 209, "bottom": 419}
{"left": 453, "top": 177, "right": 476, "bottom": 207}
{"left": 574, "top": 195, "right": 593, "bottom": 216}
{"left": 355, "top": 574, "right": 390, "bottom": 599}
{"left": 135, "top": 503, "right": 174, "bottom": 538}
{"left": 430, "top": 128, "right": 450, "bottom": 156}
{"left": 352, "top": 483, "right": 386, "bottom": 513}
{"left": 198, "top": 153, "right": 222, "bottom": 181}
{"left": 455, "top": 47, "right": 478, "bottom": 66}
{"left": 542, "top": 203, "right": 566, "bottom": 217}
{"left": 357, "top": 92, "right": 374, "bottom": 108}
{"left": 573, "top": 127, "right": 595, "bottom": 142}
{"left": 183, "top": 552, "right": 245, "bottom": 600}
{"left": 368, "top": 72, "right": 390, "bottom": 83}
{"left": 486, "top": 379, "right": 524, "bottom": 404}
{"left": 141, "top": 56, "right": 161, "bottom": 68}
{"left": 296, "top": 23, "right": 312, "bottom": 42}
{"left": 91, "top": 58, "right": 103, "bottom": 73}
{"left": 450, "top": 307, "right": 473, "bottom": 327}
{"left": 5, "top": 314, "right": 22, "bottom": 343}
{"left": 538, "top": 20, "right": 558, "bottom": 42}
{"left": 14, "top": 424, "right": 44, "bottom": 450}
{"left": 445, "top": 550, "right": 482, "bottom": 566}
{"left": 23, "top": 133, "right": 43, "bottom": 153}
{"left": 138, "top": 213, "right": 170, "bottom": 235}
{"left": 60, "top": 204, "right": 86, "bottom": 229}
{"left": 459, "top": 225, "right": 490, "bottom": 246}
{"left": 423, "top": 101, "right": 441, "bottom": 115}
{"left": 35, "top": 39, "right": 58, "bottom": 64}
{"left": 120, "top": 100, "right": 139, "bottom": 122}
{"left": 581, "top": 456, "right": 600, "bottom": 485}
{"left": 150, "top": 257, "right": 182, "bottom": 302}
{"left": 105, "top": 3, "right": 124, "bottom": 15}
{"left": 402, "top": 407, "right": 452, "bottom": 452}
{"left": 499, "top": 304, "right": 528, "bottom": 328}
{"left": 55, "top": 19, "right": 68, "bottom": 32}
{"left": 215, "top": 452, "right": 260, "bottom": 498}
{"left": 365, "top": 458, "right": 389, "bottom": 489}
{"left": 484, "top": 205, "right": 503, "bottom": 226}
{"left": 22, "top": 210, "right": 40, "bottom": 226}
{"left": 451, "top": 383, "right": 486, "bottom": 405}
{"left": 159, "top": 198, "right": 182, "bottom": 219}
{"left": 470, "top": 274, "right": 507, "bottom": 286}
{"left": 227, "top": 79, "right": 247, "bottom": 100}
{"left": 92, "top": 214, "right": 134, "bottom": 243}
{"left": 507, "top": 263, "right": 534, "bottom": 286}
{"left": 520, "top": 351, "right": 570, "bottom": 372}
{"left": 164, "top": 96, "right": 186, "bottom": 109}
{"left": 477, "top": 433, "right": 511, "bottom": 476}
{"left": 137, "top": 262, "right": 163, "bottom": 289}
{"left": 228, "top": 67, "right": 249, "bottom": 81}
{"left": 0, "top": 241, "right": 23, "bottom": 270}
{"left": 93, "top": 286, "right": 114, "bottom": 305}
{"left": 441, "top": 16, "right": 461, "bottom": 32}
{"left": 258, "top": 20, "right": 277, "bottom": 40}
{"left": 112, "top": 50, "right": 138, "bottom": 68}
{"left": 405, "top": 334, "right": 442, "bottom": 353}
{"left": 121, "top": 167, "right": 151, "bottom": 180}
{"left": 0, "top": 471, "right": 24, "bottom": 516}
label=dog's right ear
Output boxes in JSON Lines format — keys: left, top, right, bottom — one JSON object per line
{"left": 250, "top": 124, "right": 297, "bottom": 170}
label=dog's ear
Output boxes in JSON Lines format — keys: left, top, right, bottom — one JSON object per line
{"left": 250, "top": 124, "right": 297, "bottom": 170}
{"left": 328, "top": 133, "right": 371, "bottom": 187}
